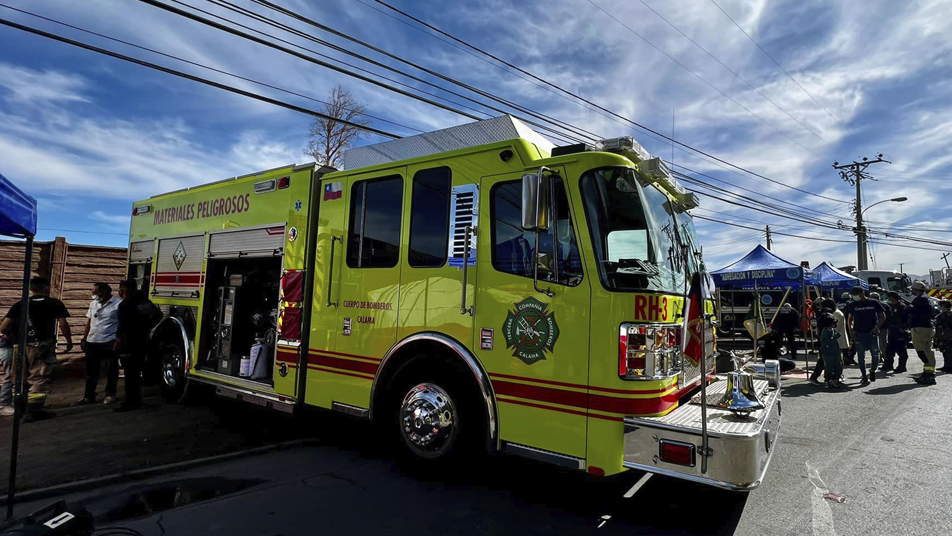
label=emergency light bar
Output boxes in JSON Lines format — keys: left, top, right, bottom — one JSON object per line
{"left": 597, "top": 136, "right": 650, "bottom": 163}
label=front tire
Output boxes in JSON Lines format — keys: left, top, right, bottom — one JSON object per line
{"left": 387, "top": 365, "right": 486, "bottom": 465}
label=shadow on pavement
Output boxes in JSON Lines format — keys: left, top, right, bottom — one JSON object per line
{"left": 780, "top": 381, "right": 824, "bottom": 398}
{"left": 863, "top": 382, "right": 930, "bottom": 395}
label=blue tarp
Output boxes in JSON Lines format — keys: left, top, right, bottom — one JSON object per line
{"left": 814, "top": 261, "right": 867, "bottom": 291}
{"left": 0, "top": 172, "right": 36, "bottom": 237}
{"left": 711, "top": 244, "right": 818, "bottom": 288}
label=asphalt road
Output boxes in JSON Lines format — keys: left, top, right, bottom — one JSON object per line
{"left": 7, "top": 359, "right": 952, "bottom": 536}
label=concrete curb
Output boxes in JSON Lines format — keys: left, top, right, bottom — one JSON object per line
{"left": 1, "top": 438, "right": 315, "bottom": 507}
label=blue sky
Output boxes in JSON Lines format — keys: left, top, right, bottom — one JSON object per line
{"left": 1, "top": 0, "right": 951, "bottom": 275}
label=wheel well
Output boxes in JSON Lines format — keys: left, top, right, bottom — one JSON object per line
{"left": 370, "top": 336, "right": 497, "bottom": 448}
{"left": 150, "top": 317, "right": 192, "bottom": 362}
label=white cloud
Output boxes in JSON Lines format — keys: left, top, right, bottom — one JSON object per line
{"left": 89, "top": 210, "right": 130, "bottom": 226}
{"left": 0, "top": 63, "right": 89, "bottom": 104}
{"left": 3, "top": 0, "right": 952, "bottom": 276}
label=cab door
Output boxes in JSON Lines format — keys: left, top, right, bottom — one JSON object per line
{"left": 306, "top": 169, "right": 405, "bottom": 411}
{"left": 474, "top": 168, "right": 591, "bottom": 459}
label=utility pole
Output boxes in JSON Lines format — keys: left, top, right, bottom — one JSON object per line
{"left": 899, "top": 262, "right": 904, "bottom": 273}
{"left": 943, "top": 252, "right": 950, "bottom": 269}
{"left": 765, "top": 225, "right": 772, "bottom": 250}
{"left": 833, "top": 155, "right": 891, "bottom": 271}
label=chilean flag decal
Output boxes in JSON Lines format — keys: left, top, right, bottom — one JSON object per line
{"left": 323, "top": 181, "right": 343, "bottom": 201}
{"left": 682, "top": 271, "right": 711, "bottom": 366}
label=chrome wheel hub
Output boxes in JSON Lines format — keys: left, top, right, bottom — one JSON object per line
{"left": 400, "top": 383, "right": 457, "bottom": 458}
{"left": 163, "top": 347, "right": 182, "bottom": 388}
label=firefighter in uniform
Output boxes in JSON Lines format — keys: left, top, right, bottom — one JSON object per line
{"left": 881, "top": 291, "right": 909, "bottom": 373}
{"left": 909, "top": 281, "right": 937, "bottom": 385}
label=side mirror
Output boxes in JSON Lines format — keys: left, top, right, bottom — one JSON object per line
{"left": 521, "top": 170, "right": 550, "bottom": 231}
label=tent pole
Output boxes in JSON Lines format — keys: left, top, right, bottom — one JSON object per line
{"left": 802, "top": 274, "right": 809, "bottom": 378}
{"left": 7, "top": 235, "right": 32, "bottom": 520}
{"left": 730, "top": 287, "right": 735, "bottom": 352}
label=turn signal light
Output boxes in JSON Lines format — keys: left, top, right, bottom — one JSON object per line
{"left": 659, "top": 439, "right": 696, "bottom": 467}
{"left": 278, "top": 176, "right": 291, "bottom": 189}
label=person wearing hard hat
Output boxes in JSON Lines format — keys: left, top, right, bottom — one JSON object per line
{"left": 908, "top": 281, "right": 937, "bottom": 384}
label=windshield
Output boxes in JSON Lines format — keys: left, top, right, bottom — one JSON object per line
{"left": 886, "top": 276, "right": 909, "bottom": 292}
{"left": 580, "top": 166, "right": 691, "bottom": 293}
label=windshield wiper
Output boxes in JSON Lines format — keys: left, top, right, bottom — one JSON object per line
{"left": 615, "top": 258, "right": 660, "bottom": 276}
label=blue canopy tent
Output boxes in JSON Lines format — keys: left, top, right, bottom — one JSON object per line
{"left": 814, "top": 261, "right": 867, "bottom": 292}
{"left": 711, "top": 245, "right": 818, "bottom": 289}
{"left": 1, "top": 172, "right": 37, "bottom": 519}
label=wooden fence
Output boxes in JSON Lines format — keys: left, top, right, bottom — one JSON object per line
{"left": 0, "top": 237, "right": 128, "bottom": 360}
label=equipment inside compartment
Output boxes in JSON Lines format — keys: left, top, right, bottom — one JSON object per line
{"left": 199, "top": 257, "right": 281, "bottom": 383}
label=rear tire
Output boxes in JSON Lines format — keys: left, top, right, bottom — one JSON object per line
{"left": 158, "top": 340, "right": 188, "bottom": 403}
{"left": 386, "top": 362, "right": 487, "bottom": 466}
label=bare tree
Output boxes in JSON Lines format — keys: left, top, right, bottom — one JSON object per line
{"left": 305, "top": 85, "right": 369, "bottom": 168}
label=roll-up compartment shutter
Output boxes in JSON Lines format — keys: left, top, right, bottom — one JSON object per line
{"left": 154, "top": 234, "right": 205, "bottom": 296}
{"left": 129, "top": 239, "right": 155, "bottom": 264}
{"left": 208, "top": 225, "right": 286, "bottom": 258}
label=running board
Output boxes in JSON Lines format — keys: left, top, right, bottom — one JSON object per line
{"left": 212, "top": 385, "right": 294, "bottom": 413}
{"left": 503, "top": 442, "right": 585, "bottom": 470}
{"left": 331, "top": 401, "right": 369, "bottom": 418}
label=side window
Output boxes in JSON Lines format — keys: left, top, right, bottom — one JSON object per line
{"left": 347, "top": 176, "right": 403, "bottom": 268}
{"left": 408, "top": 167, "right": 451, "bottom": 267}
{"left": 490, "top": 178, "right": 582, "bottom": 286}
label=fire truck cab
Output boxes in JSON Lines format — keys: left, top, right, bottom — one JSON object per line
{"left": 129, "top": 116, "right": 781, "bottom": 490}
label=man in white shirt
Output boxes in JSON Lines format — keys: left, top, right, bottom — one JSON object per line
{"left": 80, "top": 282, "right": 122, "bottom": 404}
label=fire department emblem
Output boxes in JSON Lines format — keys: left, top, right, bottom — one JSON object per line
{"left": 172, "top": 241, "right": 187, "bottom": 271}
{"left": 503, "top": 297, "right": 560, "bottom": 365}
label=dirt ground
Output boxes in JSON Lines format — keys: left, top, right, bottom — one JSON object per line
{"left": 0, "top": 363, "right": 320, "bottom": 492}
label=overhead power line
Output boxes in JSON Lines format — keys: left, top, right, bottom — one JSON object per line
{"left": 693, "top": 215, "right": 855, "bottom": 243}
{"left": 143, "top": 0, "right": 589, "bottom": 145}
{"left": 369, "top": 0, "right": 848, "bottom": 203}
{"left": 708, "top": 0, "right": 844, "bottom": 127}
{"left": 0, "top": 17, "right": 402, "bottom": 138}
{"left": 245, "top": 0, "right": 601, "bottom": 143}
{"left": 205, "top": 0, "right": 594, "bottom": 144}
{"left": 0, "top": 3, "right": 425, "bottom": 134}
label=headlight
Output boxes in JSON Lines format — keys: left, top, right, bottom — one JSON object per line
{"left": 619, "top": 323, "right": 683, "bottom": 380}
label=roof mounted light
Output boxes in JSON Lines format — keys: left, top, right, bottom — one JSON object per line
{"left": 597, "top": 136, "right": 650, "bottom": 162}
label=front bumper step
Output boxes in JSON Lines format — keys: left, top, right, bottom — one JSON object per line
{"left": 622, "top": 377, "right": 781, "bottom": 491}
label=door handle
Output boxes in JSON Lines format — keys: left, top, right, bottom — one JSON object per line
{"left": 326, "top": 235, "right": 342, "bottom": 308}
{"left": 460, "top": 225, "right": 474, "bottom": 316}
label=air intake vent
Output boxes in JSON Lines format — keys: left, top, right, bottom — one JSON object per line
{"left": 448, "top": 184, "right": 478, "bottom": 267}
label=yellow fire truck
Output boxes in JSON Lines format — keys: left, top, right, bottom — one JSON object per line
{"left": 128, "top": 116, "right": 781, "bottom": 489}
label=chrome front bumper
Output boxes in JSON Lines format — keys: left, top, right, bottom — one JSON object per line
{"left": 622, "top": 377, "right": 781, "bottom": 491}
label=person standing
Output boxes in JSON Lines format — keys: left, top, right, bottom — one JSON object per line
{"left": 831, "top": 297, "right": 853, "bottom": 366}
{"left": 809, "top": 300, "right": 845, "bottom": 388}
{"left": 817, "top": 309, "right": 845, "bottom": 388}
{"left": 772, "top": 303, "right": 800, "bottom": 360}
{"left": 881, "top": 291, "right": 910, "bottom": 373}
{"left": 908, "top": 281, "right": 937, "bottom": 385}
{"left": 0, "top": 277, "right": 72, "bottom": 415}
{"left": 869, "top": 292, "right": 888, "bottom": 354}
{"left": 933, "top": 300, "right": 952, "bottom": 373}
{"left": 115, "top": 280, "right": 162, "bottom": 411}
{"left": 847, "top": 287, "right": 887, "bottom": 385}
{"left": 81, "top": 282, "right": 122, "bottom": 404}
